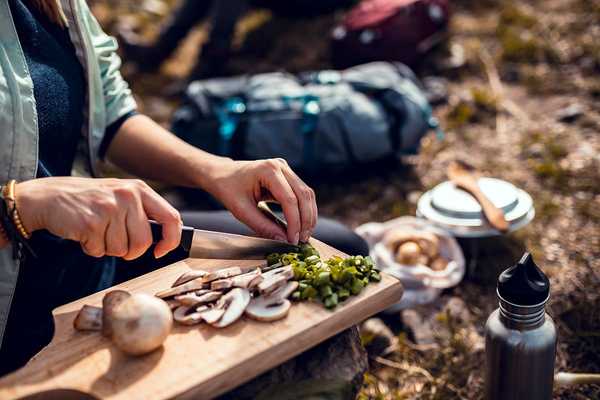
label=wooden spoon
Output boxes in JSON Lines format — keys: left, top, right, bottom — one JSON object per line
{"left": 447, "top": 161, "right": 509, "bottom": 233}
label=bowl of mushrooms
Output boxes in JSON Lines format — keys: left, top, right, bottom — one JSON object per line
{"left": 356, "top": 217, "right": 465, "bottom": 309}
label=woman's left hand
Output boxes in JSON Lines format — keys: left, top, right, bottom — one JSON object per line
{"left": 204, "top": 158, "right": 317, "bottom": 244}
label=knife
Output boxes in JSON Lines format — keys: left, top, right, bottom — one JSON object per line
{"left": 149, "top": 220, "right": 299, "bottom": 260}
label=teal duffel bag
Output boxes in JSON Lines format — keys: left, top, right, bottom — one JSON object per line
{"left": 171, "top": 62, "right": 443, "bottom": 175}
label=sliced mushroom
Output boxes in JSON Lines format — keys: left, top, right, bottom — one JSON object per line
{"left": 245, "top": 299, "right": 291, "bottom": 322}
{"left": 103, "top": 292, "right": 173, "bottom": 356}
{"left": 211, "top": 288, "right": 250, "bottom": 328}
{"left": 211, "top": 279, "right": 233, "bottom": 291}
{"left": 155, "top": 278, "right": 209, "bottom": 299}
{"left": 211, "top": 268, "right": 264, "bottom": 291}
{"left": 197, "top": 306, "right": 226, "bottom": 324}
{"left": 245, "top": 281, "right": 298, "bottom": 322}
{"left": 202, "top": 267, "right": 244, "bottom": 283}
{"left": 172, "top": 270, "right": 209, "bottom": 287}
{"left": 174, "top": 305, "right": 209, "bottom": 326}
{"left": 267, "top": 281, "right": 299, "bottom": 302}
{"left": 262, "top": 261, "right": 283, "bottom": 272}
{"left": 232, "top": 268, "right": 263, "bottom": 289}
{"left": 165, "top": 299, "right": 181, "bottom": 311}
{"left": 257, "top": 274, "right": 288, "bottom": 296}
{"left": 262, "top": 265, "right": 294, "bottom": 281}
{"left": 174, "top": 291, "right": 222, "bottom": 306}
{"left": 73, "top": 305, "right": 103, "bottom": 331}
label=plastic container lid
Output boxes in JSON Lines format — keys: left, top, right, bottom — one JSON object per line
{"left": 416, "top": 178, "right": 535, "bottom": 237}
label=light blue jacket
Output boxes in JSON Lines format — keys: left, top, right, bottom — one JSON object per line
{"left": 0, "top": 0, "right": 137, "bottom": 344}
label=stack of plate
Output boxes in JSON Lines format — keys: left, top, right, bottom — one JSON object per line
{"left": 417, "top": 178, "right": 535, "bottom": 237}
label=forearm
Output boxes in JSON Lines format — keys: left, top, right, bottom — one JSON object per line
{"left": 105, "top": 114, "right": 228, "bottom": 193}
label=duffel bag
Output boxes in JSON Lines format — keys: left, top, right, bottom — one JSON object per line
{"left": 171, "top": 61, "right": 443, "bottom": 175}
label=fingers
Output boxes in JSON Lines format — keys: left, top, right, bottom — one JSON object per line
{"left": 123, "top": 199, "right": 153, "bottom": 260}
{"left": 229, "top": 198, "right": 288, "bottom": 241}
{"left": 262, "top": 164, "right": 301, "bottom": 244}
{"left": 281, "top": 167, "right": 317, "bottom": 242}
{"left": 105, "top": 212, "right": 128, "bottom": 257}
{"left": 137, "top": 183, "right": 182, "bottom": 258}
{"left": 81, "top": 214, "right": 108, "bottom": 258}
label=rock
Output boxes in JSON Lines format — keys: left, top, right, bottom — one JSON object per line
{"left": 401, "top": 296, "right": 484, "bottom": 351}
{"left": 557, "top": 103, "right": 583, "bottom": 123}
{"left": 360, "top": 318, "right": 395, "bottom": 357}
{"left": 217, "top": 327, "right": 368, "bottom": 400}
{"left": 401, "top": 309, "right": 437, "bottom": 346}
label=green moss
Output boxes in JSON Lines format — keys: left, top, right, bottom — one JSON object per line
{"left": 499, "top": 4, "right": 537, "bottom": 29}
{"left": 531, "top": 160, "right": 569, "bottom": 187}
{"left": 446, "top": 101, "right": 476, "bottom": 129}
{"left": 471, "top": 86, "right": 498, "bottom": 112}
{"left": 500, "top": 29, "right": 543, "bottom": 62}
{"left": 536, "top": 195, "right": 561, "bottom": 220}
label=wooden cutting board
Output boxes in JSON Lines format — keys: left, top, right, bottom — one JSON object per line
{"left": 0, "top": 240, "right": 403, "bottom": 400}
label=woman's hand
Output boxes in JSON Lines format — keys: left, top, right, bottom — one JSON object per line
{"left": 15, "top": 177, "right": 182, "bottom": 259}
{"left": 204, "top": 158, "right": 317, "bottom": 244}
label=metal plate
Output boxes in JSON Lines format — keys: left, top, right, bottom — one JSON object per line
{"left": 417, "top": 184, "right": 535, "bottom": 237}
{"left": 430, "top": 178, "right": 519, "bottom": 219}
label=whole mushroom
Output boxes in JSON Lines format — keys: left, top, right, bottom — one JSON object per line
{"left": 74, "top": 290, "right": 173, "bottom": 356}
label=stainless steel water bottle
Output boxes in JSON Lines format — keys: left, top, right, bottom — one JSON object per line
{"left": 485, "top": 253, "right": 557, "bottom": 400}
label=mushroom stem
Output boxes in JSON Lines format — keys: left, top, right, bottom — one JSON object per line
{"left": 73, "top": 305, "right": 103, "bottom": 331}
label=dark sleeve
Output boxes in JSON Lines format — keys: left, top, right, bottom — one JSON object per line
{"left": 98, "top": 110, "right": 138, "bottom": 160}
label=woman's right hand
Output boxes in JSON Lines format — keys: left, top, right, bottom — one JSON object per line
{"left": 15, "top": 177, "right": 182, "bottom": 259}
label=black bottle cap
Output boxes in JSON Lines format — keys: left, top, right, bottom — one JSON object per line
{"left": 498, "top": 253, "right": 550, "bottom": 305}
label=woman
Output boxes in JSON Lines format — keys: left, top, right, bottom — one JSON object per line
{"left": 0, "top": 0, "right": 367, "bottom": 375}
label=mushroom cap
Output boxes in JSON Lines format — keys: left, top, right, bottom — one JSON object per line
{"left": 102, "top": 290, "right": 131, "bottom": 338}
{"left": 211, "top": 288, "right": 251, "bottom": 328}
{"left": 245, "top": 299, "right": 291, "bottom": 322}
{"left": 105, "top": 293, "right": 173, "bottom": 356}
{"left": 395, "top": 241, "right": 422, "bottom": 265}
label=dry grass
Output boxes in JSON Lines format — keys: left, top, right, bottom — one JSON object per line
{"left": 91, "top": 0, "right": 600, "bottom": 398}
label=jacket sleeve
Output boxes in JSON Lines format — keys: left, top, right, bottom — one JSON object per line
{"left": 79, "top": 0, "right": 137, "bottom": 127}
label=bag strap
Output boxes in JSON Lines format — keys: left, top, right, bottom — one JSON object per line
{"left": 282, "top": 94, "right": 321, "bottom": 174}
{"left": 214, "top": 97, "right": 247, "bottom": 156}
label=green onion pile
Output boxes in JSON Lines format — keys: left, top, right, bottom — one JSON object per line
{"left": 266, "top": 244, "right": 381, "bottom": 309}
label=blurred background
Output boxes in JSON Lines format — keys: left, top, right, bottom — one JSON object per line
{"left": 89, "top": 0, "right": 600, "bottom": 398}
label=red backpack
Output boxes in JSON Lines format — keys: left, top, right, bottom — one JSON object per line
{"left": 331, "top": 0, "right": 449, "bottom": 69}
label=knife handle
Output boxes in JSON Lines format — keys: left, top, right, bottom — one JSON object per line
{"left": 149, "top": 220, "right": 194, "bottom": 253}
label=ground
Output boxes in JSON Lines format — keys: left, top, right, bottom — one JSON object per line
{"left": 90, "top": 0, "right": 600, "bottom": 398}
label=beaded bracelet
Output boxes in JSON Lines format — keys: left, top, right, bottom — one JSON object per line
{"left": 0, "top": 181, "right": 35, "bottom": 259}
{"left": 2, "top": 180, "right": 31, "bottom": 239}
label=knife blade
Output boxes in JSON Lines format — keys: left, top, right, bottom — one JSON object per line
{"left": 149, "top": 220, "right": 299, "bottom": 259}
